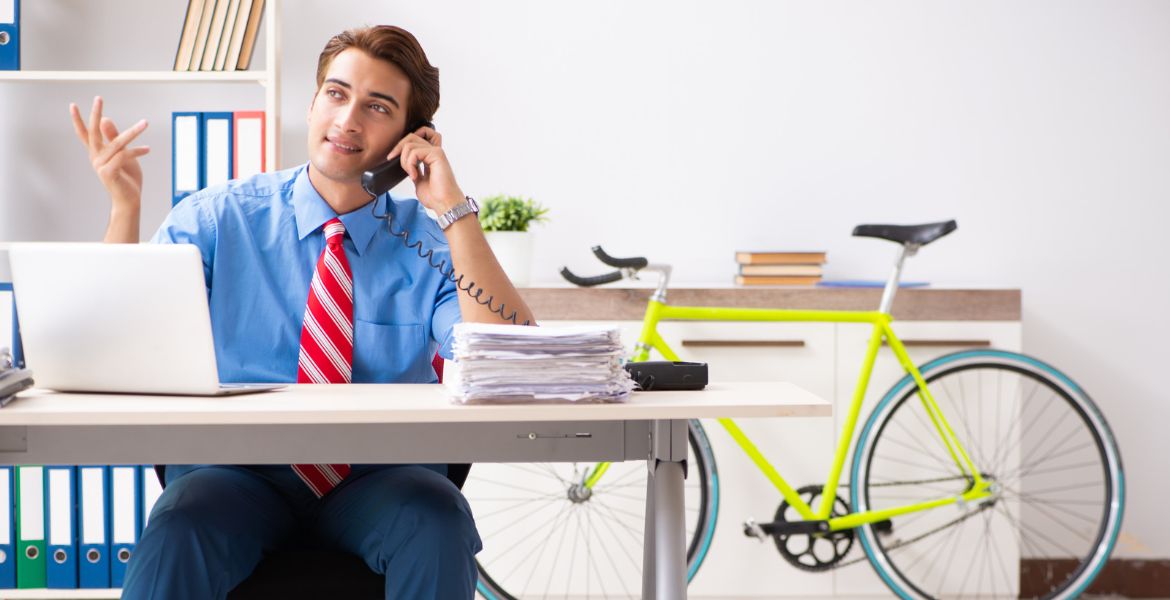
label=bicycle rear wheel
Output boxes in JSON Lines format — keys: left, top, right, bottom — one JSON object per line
{"left": 851, "top": 350, "right": 1124, "bottom": 600}
{"left": 469, "top": 419, "right": 719, "bottom": 599}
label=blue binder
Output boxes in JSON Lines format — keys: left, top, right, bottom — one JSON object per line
{"left": 44, "top": 466, "right": 78, "bottom": 589}
{"left": 201, "top": 112, "right": 234, "bottom": 190}
{"left": 172, "top": 112, "right": 205, "bottom": 206}
{"left": 0, "top": 282, "right": 20, "bottom": 369}
{"left": 76, "top": 466, "right": 109, "bottom": 589}
{"left": 0, "top": 465, "right": 14, "bottom": 588}
{"left": 137, "top": 465, "right": 163, "bottom": 530}
{"left": 108, "top": 466, "right": 140, "bottom": 588}
{"left": 0, "top": 0, "right": 19, "bottom": 71}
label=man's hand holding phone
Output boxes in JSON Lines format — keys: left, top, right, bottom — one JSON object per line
{"left": 385, "top": 125, "right": 466, "bottom": 215}
{"left": 68, "top": 96, "right": 150, "bottom": 243}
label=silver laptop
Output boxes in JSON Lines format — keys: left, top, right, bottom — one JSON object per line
{"left": 7, "top": 243, "right": 283, "bottom": 396}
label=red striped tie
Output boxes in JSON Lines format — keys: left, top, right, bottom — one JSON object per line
{"left": 293, "top": 218, "right": 354, "bottom": 497}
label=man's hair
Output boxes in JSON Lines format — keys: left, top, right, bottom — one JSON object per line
{"left": 315, "top": 26, "right": 440, "bottom": 129}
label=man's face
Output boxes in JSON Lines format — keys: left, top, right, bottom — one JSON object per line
{"left": 306, "top": 48, "right": 413, "bottom": 185}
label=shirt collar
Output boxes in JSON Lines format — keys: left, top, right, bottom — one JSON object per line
{"left": 292, "top": 164, "right": 384, "bottom": 256}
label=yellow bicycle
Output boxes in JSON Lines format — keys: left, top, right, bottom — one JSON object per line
{"left": 468, "top": 221, "right": 1124, "bottom": 600}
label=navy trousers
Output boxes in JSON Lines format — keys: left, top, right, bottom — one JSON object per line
{"left": 121, "top": 463, "right": 482, "bottom": 599}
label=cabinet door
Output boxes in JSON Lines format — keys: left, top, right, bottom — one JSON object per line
{"left": 655, "top": 321, "right": 838, "bottom": 597}
{"left": 832, "top": 320, "right": 1022, "bottom": 596}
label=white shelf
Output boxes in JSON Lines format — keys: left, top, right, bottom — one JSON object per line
{"left": 0, "top": 70, "right": 269, "bottom": 83}
{"left": 0, "top": 590, "right": 121, "bottom": 599}
{"left": 0, "top": 0, "right": 283, "bottom": 171}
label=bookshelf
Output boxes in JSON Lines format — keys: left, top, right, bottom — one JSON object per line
{"left": 0, "top": 0, "right": 283, "bottom": 172}
{"left": 0, "top": 3, "right": 281, "bottom": 597}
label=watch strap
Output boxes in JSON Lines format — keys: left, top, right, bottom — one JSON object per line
{"left": 437, "top": 196, "right": 479, "bottom": 230}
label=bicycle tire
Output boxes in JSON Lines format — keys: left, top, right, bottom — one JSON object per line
{"left": 471, "top": 419, "right": 720, "bottom": 599}
{"left": 851, "top": 349, "right": 1124, "bottom": 599}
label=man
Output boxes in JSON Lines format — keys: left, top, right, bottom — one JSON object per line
{"left": 68, "top": 25, "right": 534, "bottom": 599}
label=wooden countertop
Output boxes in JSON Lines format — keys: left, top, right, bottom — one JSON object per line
{"left": 519, "top": 286, "right": 1020, "bottom": 321}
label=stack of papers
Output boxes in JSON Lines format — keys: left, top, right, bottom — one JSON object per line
{"left": 447, "top": 323, "right": 635, "bottom": 404}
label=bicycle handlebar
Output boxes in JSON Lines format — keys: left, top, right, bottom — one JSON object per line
{"left": 591, "top": 246, "right": 648, "bottom": 270}
{"left": 560, "top": 267, "right": 623, "bottom": 287}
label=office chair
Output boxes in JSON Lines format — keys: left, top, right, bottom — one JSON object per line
{"left": 153, "top": 355, "right": 471, "bottom": 599}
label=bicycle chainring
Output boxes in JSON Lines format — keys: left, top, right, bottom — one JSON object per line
{"left": 773, "top": 484, "right": 855, "bottom": 572}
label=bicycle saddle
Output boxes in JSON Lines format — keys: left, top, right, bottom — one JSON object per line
{"left": 852, "top": 220, "right": 957, "bottom": 246}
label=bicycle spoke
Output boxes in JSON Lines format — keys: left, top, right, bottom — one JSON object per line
{"left": 506, "top": 502, "right": 573, "bottom": 595}
{"left": 539, "top": 505, "right": 576, "bottom": 599}
{"left": 478, "top": 495, "right": 565, "bottom": 545}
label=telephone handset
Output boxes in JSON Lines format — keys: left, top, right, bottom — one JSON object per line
{"left": 362, "top": 122, "right": 530, "bottom": 326}
{"left": 360, "top": 120, "right": 434, "bottom": 197}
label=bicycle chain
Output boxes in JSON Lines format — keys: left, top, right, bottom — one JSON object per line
{"left": 831, "top": 476, "right": 989, "bottom": 569}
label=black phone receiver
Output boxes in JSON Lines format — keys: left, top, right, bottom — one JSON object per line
{"left": 361, "top": 121, "right": 435, "bottom": 197}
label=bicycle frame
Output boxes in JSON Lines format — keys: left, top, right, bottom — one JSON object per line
{"left": 579, "top": 241, "right": 997, "bottom": 531}
{"left": 626, "top": 300, "right": 994, "bottom": 532}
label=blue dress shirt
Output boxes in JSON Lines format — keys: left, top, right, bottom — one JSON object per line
{"left": 151, "top": 163, "right": 462, "bottom": 384}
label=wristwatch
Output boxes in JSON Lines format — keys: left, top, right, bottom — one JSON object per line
{"left": 436, "top": 196, "right": 479, "bottom": 230}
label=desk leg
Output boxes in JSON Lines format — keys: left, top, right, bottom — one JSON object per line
{"left": 642, "top": 419, "right": 688, "bottom": 599}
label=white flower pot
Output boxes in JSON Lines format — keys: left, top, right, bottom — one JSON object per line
{"left": 484, "top": 231, "right": 533, "bottom": 287}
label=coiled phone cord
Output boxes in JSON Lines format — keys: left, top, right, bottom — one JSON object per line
{"left": 370, "top": 196, "right": 531, "bottom": 326}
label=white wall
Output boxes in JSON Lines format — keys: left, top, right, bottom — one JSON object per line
{"left": 1, "top": 0, "right": 1166, "bottom": 558}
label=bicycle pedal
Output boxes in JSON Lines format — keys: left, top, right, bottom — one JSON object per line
{"left": 742, "top": 517, "right": 768, "bottom": 542}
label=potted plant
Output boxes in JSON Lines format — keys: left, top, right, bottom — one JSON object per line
{"left": 478, "top": 194, "right": 549, "bottom": 287}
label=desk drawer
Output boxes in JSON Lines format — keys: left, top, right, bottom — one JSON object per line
{"left": 0, "top": 421, "right": 631, "bottom": 465}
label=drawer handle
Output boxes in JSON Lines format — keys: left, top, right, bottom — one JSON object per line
{"left": 885, "top": 339, "right": 992, "bottom": 348}
{"left": 681, "top": 340, "right": 806, "bottom": 348}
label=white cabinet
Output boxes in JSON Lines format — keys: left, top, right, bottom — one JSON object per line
{"left": 658, "top": 321, "right": 838, "bottom": 597}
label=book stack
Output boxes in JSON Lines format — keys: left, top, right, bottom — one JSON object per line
{"left": 446, "top": 323, "right": 635, "bottom": 404}
{"left": 734, "top": 250, "right": 827, "bottom": 286}
{"left": 173, "top": 0, "right": 266, "bottom": 72}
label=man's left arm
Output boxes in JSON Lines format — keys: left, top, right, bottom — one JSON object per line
{"left": 390, "top": 126, "right": 536, "bottom": 326}
{"left": 441, "top": 216, "right": 537, "bottom": 325}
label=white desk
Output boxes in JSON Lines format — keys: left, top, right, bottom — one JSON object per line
{"left": 0, "top": 382, "right": 829, "bottom": 599}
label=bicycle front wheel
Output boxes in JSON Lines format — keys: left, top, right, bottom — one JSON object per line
{"left": 851, "top": 350, "right": 1124, "bottom": 600}
{"left": 468, "top": 419, "right": 719, "bottom": 600}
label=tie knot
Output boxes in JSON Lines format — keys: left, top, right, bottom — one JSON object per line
{"left": 323, "top": 218, "right": 346, "bottom": 246}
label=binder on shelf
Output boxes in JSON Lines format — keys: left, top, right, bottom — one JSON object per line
{"left": 44, "top": 466, "right": 78, "bottom": 589}
{"left": 0, "top": 466, "right": 15, "bottom": 589}
{"left": 233, "top": 111, "right": 265, "bottom": 179}
{"left": 173, "top": 0, "right": 207, "bottom": 71}
{"left": 172, "top": 112, "right": 205, "bottom": 206}
{"left": 15, "top": 465, "right": 45, "bottom": 588}
{"left": 202, "top": 112, "right": 234, "bottom": 190}
{"left": 76, "top": 466, "right": 109, "bottom": 589}
{"left": 139, "top": 465, "right": 163, "bottom": 529}
{"left": 109, "top": 465, "right": 140, "bottom": 588}
{"left": 1, "top": 280, "right": 22, "bottom": 369}
{"left": 188, "top": 0, "right": 218, "bottom": 71}
{"left": 212, "top": 0, "right": 243, "bottom": 71}
{"left": 236, "top": 0, "right": 264, "bottom": 70}
{"left": 0, "top": 0, "right": 19, "bottom": 71}
{"left": 199, "top": 0, "right": 232, "bottom": 72}
{"left": 224, "top": 0, "right": 257, "bottom": 72}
